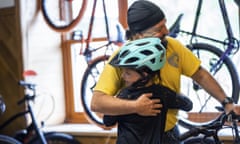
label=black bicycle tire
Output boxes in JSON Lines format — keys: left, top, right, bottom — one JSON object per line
{"left": 81, "top": 55, "right": 110, "bottom": 128}
{"left": 183, "top": 137, "right": 215, "bottom": 144}
{"left": 0, "top": 135, "right": 22, "bottom": 144}
{"left": 28, "top": 132, "right": 80, "bottom": 144}
{"left": 191, "top": 43, "right": 239, "bottom": 103}
{"left": 179, "top": 43, "right": 239, "bottom": 123}
{"left": 41, "top": 0, "right": 87, "bottom": 33}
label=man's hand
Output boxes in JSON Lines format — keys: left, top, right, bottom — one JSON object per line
{"left": 135, "top": 93, "right": 162, "bottom": 116}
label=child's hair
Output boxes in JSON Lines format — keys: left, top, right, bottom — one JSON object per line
{"left": 109, "top": 37, "right": 166, "bottom": 87}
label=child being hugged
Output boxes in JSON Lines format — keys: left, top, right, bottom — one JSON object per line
{"left": 103, "top": 37, "right": 192, "bottom": 144}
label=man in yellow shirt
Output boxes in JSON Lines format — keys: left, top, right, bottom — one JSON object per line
{"left": 91, "top": 0, "right": 236, "bottom": 143}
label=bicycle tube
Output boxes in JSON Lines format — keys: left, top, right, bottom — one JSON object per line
{"left": 28, "top": 132, "right": 80, "bottom": 144}
{"left": 81, "top": 55, "right": 110, "bottom": 128}
{"left": 179, "top": 43, "right": 239, "bottom": 123}
{"left": 0, "top": 135, "right": 22, "bottom": 144}
{"left": 41, "top": 0, "right": 87, "bottom": 33}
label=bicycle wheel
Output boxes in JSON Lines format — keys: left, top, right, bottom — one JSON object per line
{"left": 179, "top": 43, "right": 239, "bottom": 123}
{"left": 0, "top": 135, "right": 21, "bottom": 144}
{"left": 41, "top": 0, "right": 87, "bottom": 32}
{"left": 28, "top": 132, "right": 80, "bottom": 144}
{"left": 183, "top": 137, "right": 215, "bottom": 144}
{"left": 81, "top": 55, "right": 110, "bottom": 128}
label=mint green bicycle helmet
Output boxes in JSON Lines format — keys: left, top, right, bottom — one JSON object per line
{"left": 110, "top": 37, "right": 166, "bottom": 73}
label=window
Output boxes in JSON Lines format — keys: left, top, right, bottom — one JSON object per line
{"left": 63, "top": 0, "right": 127, "bottom": 123}
{"left": 64, "top": 0, "right": 239, "bottom": 124}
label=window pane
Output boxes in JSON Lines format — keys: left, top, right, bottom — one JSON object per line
{"left": 71, "top": 0, "right": 120, "bottom": 112}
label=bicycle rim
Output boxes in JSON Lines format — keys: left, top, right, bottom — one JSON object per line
{"left": 0, "top": 135, "right": 21, "bottom": 144}
{"left": 29, "top": 132, "right": 80, "bottom": 144}
{"left": 41, "top": 0, "right": 87, "bottom": 32}
{"left": 81, "top": 55, "right": 110, "bottom": 128}
{"left": 179, "top": 43, "right": 239, "bottom": 123}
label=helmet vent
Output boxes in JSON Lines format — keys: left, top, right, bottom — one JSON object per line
{"left": 126, "top": 57, "right": 139, "bottom": 63}
{"left": 140, "top": 50, "right": 153, "bottom": 55}
{"left": 136, "top": 41, "right": 150, "bottom": 46}
{"left": 119, "top": 50, "right": 130, "bottom": 58}
{"left": 150, "top": 58, "right": 155, "bottom": 63}
{"left": 155, "top": 44, "right": 164, "bottom": 51}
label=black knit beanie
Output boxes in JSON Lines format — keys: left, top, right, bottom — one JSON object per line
{"left": 127, "top": 0, "right": 165, "bottom": 34}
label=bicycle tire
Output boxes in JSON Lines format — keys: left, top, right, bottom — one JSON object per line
{"left": 179, "top": 43, "right": 239, "bottom": 123}
{"left": 28, "top": 132, "right": 80, "bottom": 144}
{"left": 81, "top": 55, "right": 110, "bottom": 128}
{"left": 0, "top": 135, "right": 22, "bottom": 144}
{"left": 183, "top": 137, "right": 215, "bottom": 144}
{"left": 41, "top": 0, "right": 87, "bottom": 33}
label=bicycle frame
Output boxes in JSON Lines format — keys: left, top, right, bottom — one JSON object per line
{"left": 79, "top": 0, "right": 115, "bottom": 64}
{"left": 170, "top": 0, "right": 240, "bottom": 100}
{"left": 0, "top": 82, "right": 47, "bottom": 144}
{"left": 179, "top": 0, "right": 240, "bottom": 68}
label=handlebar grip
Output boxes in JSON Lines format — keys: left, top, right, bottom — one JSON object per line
{"left": 179, "top": 128, "right": 199, "bottom": 141}
{"left": 18, "top": 80, "right": 36, "bottom": 90}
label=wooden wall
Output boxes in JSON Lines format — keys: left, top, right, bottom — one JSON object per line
{"left": 0, "top": 2, "right": 26, "bottom": 136}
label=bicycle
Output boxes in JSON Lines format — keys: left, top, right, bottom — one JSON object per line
{"left": 42, "top": 0, "right": 124, "bottom": 128}
{"left": 78, "top": 0, "right": 124, "bottom": 128}
{"left": 0, "top": 135, "right": 22, "bottom": 144}
{"left": 169, "top": 0, "right": 240, "bottom": 124}
{"left": 178, "top": 107, "right": 240, "bottom": 144}
{"left": 0, "top": 95, "right": 22, "bottom": 144}
{"left": 0, "top": 71, "right": 80, "bottom": 144}
{"left": 41, "top": 0, "right": 88, "bottom": 33}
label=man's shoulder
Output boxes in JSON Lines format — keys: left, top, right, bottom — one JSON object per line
{"left": 166, "top": 36, "right": 186, "bottom": 49}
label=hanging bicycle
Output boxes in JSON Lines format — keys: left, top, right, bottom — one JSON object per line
{"left": 41, "top": 0, "right": 87, "bottom": 33}
{"left": 169, "top": 0, "right": 240, "bottom": 124}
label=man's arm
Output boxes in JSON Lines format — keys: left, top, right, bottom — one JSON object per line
{"left": 91, "top": 90, "right": 162, "bottom": 116}
{"left": 191, "top": 66, "right": 234, "bottom": 113}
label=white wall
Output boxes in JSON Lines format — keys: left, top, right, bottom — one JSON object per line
{"left": 19, "top": 0, "right": 65, "bottom": 125}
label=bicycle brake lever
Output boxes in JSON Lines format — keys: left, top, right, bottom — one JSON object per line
{"left": 215, "top": 106, "right": 224, "bottom": 112}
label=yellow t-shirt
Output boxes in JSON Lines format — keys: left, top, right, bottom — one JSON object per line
{"left": 94, "top": 36, "right": 201, "bottom": 131}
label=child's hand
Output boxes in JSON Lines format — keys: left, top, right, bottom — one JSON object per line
{"left": 135, "top": 93, "right": 162, "bottom": 116}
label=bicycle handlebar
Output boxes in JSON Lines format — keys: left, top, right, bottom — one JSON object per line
{"left": 18, "top": 80, "right": 36, "bottom": 105}
{"left": 18, "top": 80, "right": 36, "bottom": 90}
